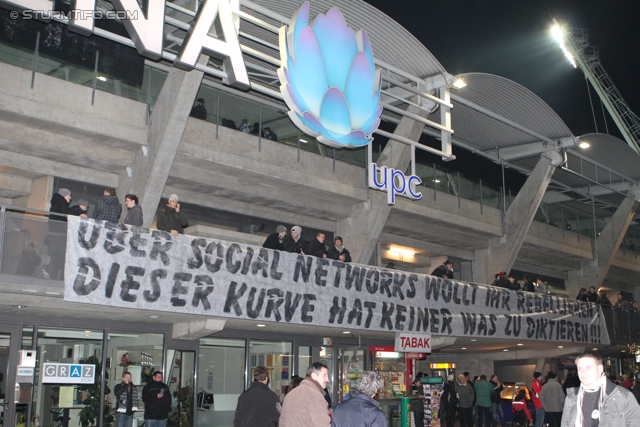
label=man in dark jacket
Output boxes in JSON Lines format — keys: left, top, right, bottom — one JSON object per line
{"left": 262, "top": 225, "right": 287, "bottom": 250}
{"left": 332, "top": 371, "right": 387, "bottom": 427}
{"left": 440, "top": 374, "right": 457, "bottom": 427}
{"left": 282, "top": 225, "right": 307, "bottom": 254}
{"left": 431, "top": 260, "right": 454, "bottom": 279}
{"left": 69, "top": 199, "right": 89, "bottom": 218}
{"left": 308, "top": 232, "right": 328, "bottom": 258}
{"left": 94, "top": 188, "right": 122, "bottom": 223}
{"left": 124, "top": 194, "right": 143, "bottom": 227}
{"left": 490, "top": 375, "right": 507, "bottom": 427}
{"left": 327, "top": 236, "right": 352, "bottom": 262}
{"left": 189, "top": 98, "right": 207, "bottom": 120}
{"left": 233, "top": 366, "right": 281, "bottom": 427}
{"left": 142, "top": 371, "right": 171, "bottom": 427}
{"left": 114, "top": 371, "right": 139, "bottom": 427}
{"left": 585, "top": 286, "right": 600, "bottom": 303}
{"left": 156, "top": 194, "right": 189, "bottom": 236}
{"left": 43, "top": 188, "right": 71, "bottom": 279}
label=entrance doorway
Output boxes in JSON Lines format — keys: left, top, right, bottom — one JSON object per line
{"left": 0, "top": 325, "right": 22, "bottom": 427}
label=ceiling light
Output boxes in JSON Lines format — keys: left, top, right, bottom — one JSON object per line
{"left": 503, "top": 349, "right": 509, "bottom": 352}
{"left": 517, "top": 343, "right": 523, "bottom": 346}
{"left": 471, "top": 339, "right": 477, "bottom": 342}
{"left": 149, "top": 315, "right": 159, "bottom": 319}
{"left": 579, "top": 142, "right": 590, "bottom": 149}
{"left": 299, "top": 139, "right": 308, "bottom": 143}
{"left": 558, "top": 346, "right": 564, "bottom": 348}
{"left": 461, "top": 347, "right": 467, "bottom": 350}
{"left": 389, "top": 247, "right": 416, "bottom": 256}
{"left": 593, "top": 348, "right": 598, "bottom": 351}
{"left": 97, "top": 76, "right": 107, "bottom": 81}
{"left": 621, "top": 349, "right": 627, "bottom": 352}
{"left": 14, "top": 305, "right": 25, "bottom": 308}
{"left": 433, "top": 179, "right": 441, "bottom": 183}
{"left": 257, "top": 324, "right": 266, "bottom": 327}
{"left": 453, "top": 79, "right": 466, "bottom": 89}
{"left": 343, "top": 331, "right": 351, "bottom": 334}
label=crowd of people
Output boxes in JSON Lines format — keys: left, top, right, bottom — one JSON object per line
{"left": 576, "top": 286, "right": 639, "bottom": 311}
{"left": 262, "top": 225, "right": 353, "bottom": 263}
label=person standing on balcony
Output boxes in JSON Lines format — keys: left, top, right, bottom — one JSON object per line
{"left": 327, "top": 236, "right": 352, "bottom": 263}
{"left": 282, "top": 225, "right": 307, "bottom": 254}
{"left": 431, "top": 260, "right": 454, "bottom": 279}
{"left": 262, "top": 225, "right": 287, "bottom": 250}
{"left": 585, "top": 286, "right": 600, "bottom": 303}
{"left": 94, "top": 188, "right": 122, "bottom": 223}
{"left": 42, "top": 188, "right": 71, "bottom": 279}
{"left": 123, "top": 194, "right": 143, "bottom": 227}
{"left": 308, "top": 232, "right": 328, "bottom": 258}
{"left": 189, "top": 98, "right": 207, "bottom": 120}
{"left": 156, "top": 194, "right": 189, "bottom": 236}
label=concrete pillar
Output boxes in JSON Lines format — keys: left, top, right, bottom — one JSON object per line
{"left": 477, "top": 152, "right": 562, "bottom": 283}
{"left": 13, "top": 175, "right": 53, "bottom": 211}
{"left": 118, "top": 57, "right": 209, "bottom": 227}
{"left": 336, "top": 104, "right": 433, "bottom": 264}
{"left": 566, "top": 191, "right": 639, "bottom": 294}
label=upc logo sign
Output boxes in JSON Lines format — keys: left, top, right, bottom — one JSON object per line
{"left": 278, "top": 2, "right": 382, "bottom": 148}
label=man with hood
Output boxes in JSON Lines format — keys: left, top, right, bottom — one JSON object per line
{"left": 69, "top": 198, "right": 89, "bottom": 218}
{"left": 262, "top": 225, "right": 287, "bottom": 250}
{"left": 540, "top": 372, "right": 564, "bottom": 427}
{"left": 332, "top": 371, "right": 387, "bottom": 427}
{"left": 327, "top": 236, "right": 352, "bottom": 262}
{"left": 282, "top": 225, "right": 307, "bottom": 254}
{"left": 431, "top": 260, "right": 454, "bottom": 279}
{"left": 561, "top": 352, "right": 640, "bottom": 426}
{"left": 532, "top": 371, "right": 545, "bottom": 427}
{"left": 43, "top": 188, "right": 71, "bottom": 279}
{"left": 94, "top": 188, "right": 122, "bottom": 223}
{"left": 123, "top": 194, "right": 143, "bottom": 227}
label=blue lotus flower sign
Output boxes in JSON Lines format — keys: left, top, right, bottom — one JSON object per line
{"left": 277, "top": 2, "right": 382, "bottom": 148}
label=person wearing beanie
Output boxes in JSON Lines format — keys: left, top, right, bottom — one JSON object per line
{"left": 156, "top": 194, "right": 189, "bottom": 236}
{"left": 327, "top": 236, "right": 352, "bottom": 262}
{"left": 539, "top": 372, "right": 563, "bottom": 427}
{"left": 531, "top": 371, "right": 545, "bottom": 427}
{"left": 43, "top": 188, "right": 72, "bottom": 279}
{"left": 94, "top": 188, "right": 122, "bottom": 224}
{"left": 282, "top": 225, "right": 307, "bottom": 254}
{"left": 562, "top": 352, "right": 640, "bottom": 427}
{"left": 69, "top": 198, "right": 89, "bottom": 218}
{"left": 262, "top": 225, "right": 287, "bottom": 250}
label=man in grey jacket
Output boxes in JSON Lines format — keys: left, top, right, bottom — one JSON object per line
{"left": 455, "top": 374, "right": 475, "bottom": 427}
{"left": 561, "top": 351, "right": 640, "bottom": 427}
{"left": 540, "top": 372, "right": 564, "bottom": 427}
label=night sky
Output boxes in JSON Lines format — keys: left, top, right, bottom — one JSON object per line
{"left": 363, "top": 0, "right": 640, "bottom": 142}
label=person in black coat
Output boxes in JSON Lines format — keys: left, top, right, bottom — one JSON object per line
{"left": 522, "top": 274, "right": 535, "bottom": 293}
{"left": 308, "top": 232, "right": 328, "bottom": 258}
{"left": 233, "top": 366, "right": 280, "bottom": 427}
{"left": 262, "top": 225, "right": 287, "bottom": 250}
{"left": 43, "top": 188, "right": 71, "bottom": 279}
{"left": 189, "top": 98, "right": 207, "bottom": 120}
{"left": 68, "top": 198, "right": 89, "bottom": 218}
{"left": 156, "top": 194, "right": 189, "bottom": 236}
{"left": 431, "top": 260, "right": 453, "bottom": 279}
{"left": 141, "top": 372, "right": 171, "bottom": 426}
{"left": 440, "top": 374, "right": 457, "bottom": 427}
{"left": 493, "top": 272, "right": 511, "bottom": 289}
{"left": 282, "top": 225, "right": 307, "bottom": 254}
{"left": 123, "top": 194, "right": 143, "bottom": 227}
{"left": 327, "top": 236, "right": 352, "bottom": 263}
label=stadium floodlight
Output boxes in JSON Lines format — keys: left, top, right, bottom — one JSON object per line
{"left": 579, "top": 141, "right": 590, "bottom": 149}
{"left": 551, "top": 21, "right": 577, "bottom": 68}
{"left": 453, "top": 78, "right": 467, "bottom": 88}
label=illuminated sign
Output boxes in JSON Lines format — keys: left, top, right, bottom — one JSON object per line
{"left": 42, "top": 363, "right": 95, "bottom": 384}
{"left": 429, "top": 363, "right": 456, "bottom": 369}
{"left": 369, "top": 163, "right": 423, "bottom": 205}
{"left": 277, "top": 2, "right": 382, "bottom": 148}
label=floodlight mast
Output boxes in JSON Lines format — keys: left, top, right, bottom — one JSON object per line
{"left": 552, "top": 19, "right": 640, "bottom": 155}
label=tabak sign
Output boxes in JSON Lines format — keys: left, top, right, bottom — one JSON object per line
{"left": 394, "top": 332, "right": 432, "bottom": 354}
{"left": 1, "top": 0, "right": 422, "bottom": 205}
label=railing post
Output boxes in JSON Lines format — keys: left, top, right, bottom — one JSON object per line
{"left": 457, "top": 171, "right": 461, "bottom": 208}
{"left": 0, "top": 205, "right": 6, "bottom": 272}
{"left": 576, "top": 214, "right": 580, "bottom": 242}
{"left": 561, "top": 208, "right": 565, "bottom": 238}
{"left": 146, "top": 66, "right": 152, "bottom": 125}
{"left": 216, "top": 91, "right": 220, "bottom": 139}
{"left": 91, "top": 50, "right": 100, "bottom": 106}
{"left": 31, "top": 31, "right": 40, "bottom": 89}
{"left": 479, "top": 179, "right": 483, "bottom": 214}
{"left": 258, "top": 106, "right": 262, "bottom": 152}
{"left": 433, "top": 163, "right": 437, "bottom": 201}
{"left": 332, "top": 148, "right": 336, "bottom": 172}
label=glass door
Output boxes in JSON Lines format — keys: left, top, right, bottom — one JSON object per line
{"left": 0, "top": 325, "right": 22, "bottom": 427}
{"left": 166, "top": 350, "right": 196, "bottom": 427}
